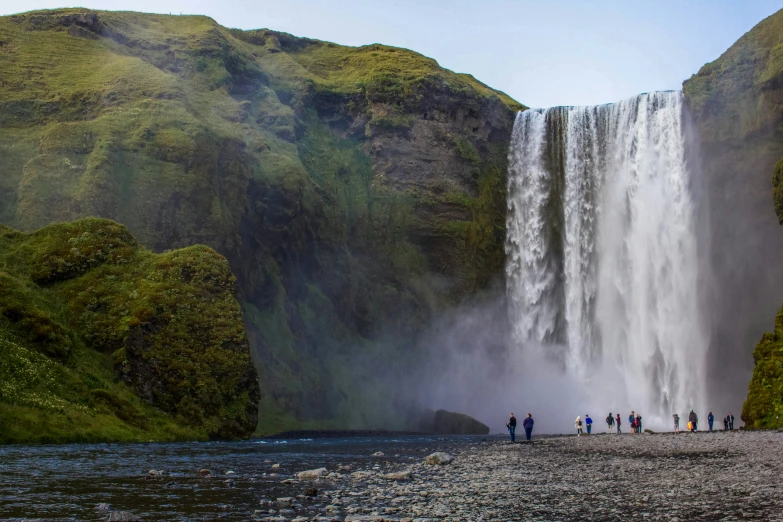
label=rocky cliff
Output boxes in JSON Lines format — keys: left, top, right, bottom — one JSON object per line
{"left": 0, "top": 218, "right": 259, "bottom": 443}
{"left": 683, "top": 8, "right": 783, "bottom": 424}
{"left": 0, "top": 9, "right": 523, "bottom": 433}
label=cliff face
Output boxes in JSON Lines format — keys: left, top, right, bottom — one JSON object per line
{"left": 0, "top": 9, "right": 522, "bottom": 432}
{"left": 683, "top": 8, "right": 783, "bottom": 422}
{"left": 0, "top": 218, "right": 259, "bottom": 443}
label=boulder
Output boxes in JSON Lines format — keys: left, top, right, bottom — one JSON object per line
{"left": 425, "top": 452, "right": 455, "bottom": 465}
{"left": 383, "top": 470, "right": 413, "bottom": 481}
{"left": 297, "top": 468, "right": 328, "bottom": 480}
{"left": 427, "top": 410, "right": 490, "bottom": 435}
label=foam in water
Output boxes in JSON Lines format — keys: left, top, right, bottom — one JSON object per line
{"left": 506, "top": 92, "right": 707, "bottom": 428}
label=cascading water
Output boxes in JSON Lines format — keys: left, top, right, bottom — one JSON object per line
{"left": 506, "top": 91, "right": 707, "bottom": 426}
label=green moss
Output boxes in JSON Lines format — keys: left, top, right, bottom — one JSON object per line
{"left": 773, "top": 158, "right": 783, "bottom": 224}
{"left": 742, "top": 305, "right": 783, "bottom": 429}
{"left": 0, "top": 218, "right": 259, "bottom": 442}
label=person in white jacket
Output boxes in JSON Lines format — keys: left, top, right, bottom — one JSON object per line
{"left": 575, "top": 416, "right": 584, "bottom": 436}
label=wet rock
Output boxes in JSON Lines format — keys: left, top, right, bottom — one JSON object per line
{"left": 303, "top": 487, "right": 318, "bottom": 497}
{"left": 197, "top": 469, "right": 211, "bottom": 476}
{"left": 372, "top": 452, "right": 385, "bottom": 457}
{"left": 276, "top": 497, "right": 294, "bottom": 508}
{"left": 95, "top": 503, "right": 111, "bottom": 511}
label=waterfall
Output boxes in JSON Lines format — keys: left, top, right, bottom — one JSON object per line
{"left": 506, "top": 92, "right": 706, "bottom": 424}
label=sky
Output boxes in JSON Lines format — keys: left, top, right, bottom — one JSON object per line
{"left": 2, "top": 0, "right": 783, "bottom": 107}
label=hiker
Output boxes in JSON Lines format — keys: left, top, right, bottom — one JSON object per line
{"left": 523, "top": 413, "right": 534, "bottom": 441}
{"left": 585, "top": 414, "right": 593, "bottom": 435}
{"left": 727, "top": 412, "right": 735, "bottom": 430}
{"left": 628, "top": 411, "right": 635, "bottom": 434}
{"left": 575, "top": 416, "right": 583, "bottom": 436}
{"left": 673, "top": 413, "right": 680, "bottom": 434}
{"left": 708, "top": 412, "right": 714, "bottom": 431}
{"left": 606, "top": 412, "right": 615, "bottom": 434}
{"left": 507, "top": 413, "right": 517, "bottom": 442}
{"left": 615, "top": 413, "right": 621, "bottom": 434}
{"left": 688, "top": 409, "right": 698, "bottom": 432}
{"left": 723, "top": 417, "right": 729, "bottom": 431}
{"left": 636, "top": 413, "right": 643, "bottom": 434}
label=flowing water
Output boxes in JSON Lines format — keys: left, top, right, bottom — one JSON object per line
{"left": 0, "top": 435, "right": 483, "bottom": 520}
{"left": 506, "top": 91, "right": 707, "bottom": 427}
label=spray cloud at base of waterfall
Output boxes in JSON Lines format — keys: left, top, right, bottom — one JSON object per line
{"left": 504, "top": 91, "right": 710, "bottom": 432}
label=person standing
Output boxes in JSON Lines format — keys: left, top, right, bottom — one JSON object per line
{"left": 606, "top": 412, "right": 615, "bottom": 434}
{"left": 523, "top": 413, "right": 534, "bottom": 441}
{"left": 688, "top": 409, "right": 698, "bottom": 432}
{"left": 616, "top": 413, "right": 622, "bottom": 434}
{"left": 507, "top": 413, "right": 517, "bottom": 442}
{"left": 723, "top": 417, "right": 729, "bottom": 431}
{"left": 585, "top": 414, "right": 593, "bottom": 435}
{"left": 673, "top": 413, "right": 680, "bottom": 434}
{"left": 628, "top": 411, "right": 635, "bottom": 434}
{"left": 708, "top": 412, "right": 714, "bottom": 431}
{"left": 727, "top": 412, "right": 735, "bottom": 430}
{"left": 575, "top": 416, "right": 583, "bottom": 436}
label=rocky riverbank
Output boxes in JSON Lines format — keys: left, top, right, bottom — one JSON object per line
{"left": 249, "top": 431, "right": 783, "bottom": 522}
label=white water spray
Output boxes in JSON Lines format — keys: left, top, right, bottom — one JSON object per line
{"left": 506, "top": 92, "right": 707, "bottom": 429}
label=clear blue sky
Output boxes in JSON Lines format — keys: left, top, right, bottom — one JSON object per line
{"left": 2, "top": 0, "right": 782, "bottom": 107}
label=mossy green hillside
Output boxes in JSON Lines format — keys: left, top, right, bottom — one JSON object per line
{"left": 742, "top": 305, "right": 783, "bottom": 429}
{"left": 0, "top": 218, "right": 259, "bottom": 443}
{"left": 0, "top": 9, "right": 523, "bottom": 433}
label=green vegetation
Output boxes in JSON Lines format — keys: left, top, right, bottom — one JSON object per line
{"left": 742, "top": 306, "right": 783, "bottom": 429}
{"left": 0, "top": 8, "right": 523, "bottom": 435}
{"left": 0, "top": 218, "right": 259, "bottom": 443}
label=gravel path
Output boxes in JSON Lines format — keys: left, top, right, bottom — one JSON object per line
{"left": 252, "top": 431, "right": 783, "bottom": 522}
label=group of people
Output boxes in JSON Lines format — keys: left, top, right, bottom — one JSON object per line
{"left": 601, "top": 411, "right": 644, "bottom": 434}
{"left": 506, "top": 410, "right": 738, "bottom": 442}
{"left": 506, "top": 413, "right": 534, "bottom": 441}
{"left": 674, "top": 411, "right": 735, "bottom": 433}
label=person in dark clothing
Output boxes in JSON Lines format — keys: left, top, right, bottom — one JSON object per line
{"left": 507, "top": 413, "right": 517, "bottom": 442}
{"left": 688, "top": 410, "right": 698, "bottom": 432}
{"left": 616, "top": 413, "right": 621, "bottom": 434}
{"left": 673, "top": 413, "right": 680, "bottom": 434}
{"left": 636, "top": 414, "right": 643, "bottom": 434}
{"left": 708, "top": 412, "right": 714, "bottom": 431}
{"left": 523, "top": 413, "right": 534, "bottom": 441}
{"left": 727, "top": 412, "right": 735, "bottom": 430}
{"left": 628, "top": 411, "right": 635, "bottom": 434}
{"left": 723, "top": 417, "right": 729, "bottom": 431}
{"left": 606, "top": 413, "right": 615, "bottom": 434}
{"left": 585, "top": 414, "right": 593, "bottom": 435}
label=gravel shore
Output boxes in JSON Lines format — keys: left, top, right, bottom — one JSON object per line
{"left": 252, "top": 431, "right": 783, "bottom": 522}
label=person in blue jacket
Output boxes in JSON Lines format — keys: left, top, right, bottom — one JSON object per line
{"left": 708, "top": 412, "right": 714, "bottom": 431}
{"left": 585, "top": 414, "right": 593, "bottom": 435}
{"left": 523, "top": 413, "right": 534, "bottom": 441}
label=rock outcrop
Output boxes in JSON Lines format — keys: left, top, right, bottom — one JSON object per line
{"left": 0, "top": 218, "right": 259, "bottom": 443}
{"left": 683, "top": 7, "right": 783, "bottom": 420}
